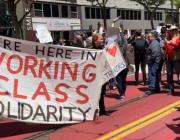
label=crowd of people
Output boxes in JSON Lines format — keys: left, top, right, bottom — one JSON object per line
{"left": 86, "top": 22, "right": 180, "bottom": 115}
{"left": 53, "top": 20, "right": 180, "bottom": 116}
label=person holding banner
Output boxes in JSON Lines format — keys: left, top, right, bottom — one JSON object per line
{"left": 92, "top": 33, "right": 109, "bottom": 115}
{"left": 116, "top": 27, "right": 129, "bottom": 100}
{"left": 111, "top": 17, "right": 129, "bottom": 100}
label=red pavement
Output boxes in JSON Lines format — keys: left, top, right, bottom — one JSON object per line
{"left": 0, "top": 74, "right": 179, "bottom": 140}
{"left": 122, "top": 110, "right": 180, "bottom": 140}
{"left": 105, "top": 74, "right": 146, "bottom": 108}
{"left": 47, "top": 94, "right": 180, "bottom": 140}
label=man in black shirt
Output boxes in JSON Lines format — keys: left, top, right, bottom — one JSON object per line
{"left": 131, "top": 31, "right": 148, "bottom": 85}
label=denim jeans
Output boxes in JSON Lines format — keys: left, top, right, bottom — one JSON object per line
{"left": 148, "top": 63, "right": 160, "bottom": 91}
{"left": 116, "top": 68, "right": 128, "bottom": 96}
{"left": 109, "top": 78, "right": 117, "bottom": 87}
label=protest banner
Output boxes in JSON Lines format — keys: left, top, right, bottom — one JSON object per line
{"left": 0, "top": 35, "right": 126, "bottom": 124}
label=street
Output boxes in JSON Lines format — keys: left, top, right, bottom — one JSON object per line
{"left": 0, "top": 74, "right": 179, "bottom": 140}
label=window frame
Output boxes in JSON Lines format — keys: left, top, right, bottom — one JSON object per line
{"left": 43, "top": 3, "right": 52, "bottom": 17}
{"left": 70, "top": 5, "right": 78, "bottom": 18}
{"left": 34, "top": 3, "right": 44, "bottom": 17}
{"left": 52, "top": 4, "right": 59, "bottom": 17}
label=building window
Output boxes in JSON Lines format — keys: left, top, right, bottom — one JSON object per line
{"left": 96, "top": 8, "right": 101, "bottom": 19}
{"left": 85, "top": 7, "right": 110, "bottom": 19}
{"left": 138, "top": 11, "right": 141, "bottom": 20}
{"left": 43, "top": 4, "right": 51, "bottom": 17}
{"left": 34, "top": 3, "right": 43, "bottom": 17}
{"left": 85, "top": 7, "right": 90, "bottom": 19}
{"left": 130, "top": 10, "right": 133, "bottom": 19}
{"left": 106, "top": 9, "right": 110, "bottom": 19}
{"left": 117, "top": 10, "right": 121, "bottom": 17}
{"left": 134, "top": 11, "right": 137, "bottom": 19}
{"left": 159, "top": 12, "right": 162, "bottom": 20}
{"left": 126, "top": 10, "right": 129, "bottom": 20}
{"left": 91, "top": 8, "right": 96, "bottom": 19}
{"left": 144, "top": 11, "right": 162, "bottom": 20}
{"left": 62, "top": 5, "right": 68, "bottom": 18}
{"left": 121, "top": 10, "right": 125, "bottom": 19}
{"left": 51, "top": 31, "right": 61, "bottom": 43}
{"left": 52, "top": 5, "right": 59, "bottom": 17}
{"left": 71, "top": 6, "right": 78, "bottom": 18}
{"left": 117, "top": 9, "right": 141, "bottom": 20}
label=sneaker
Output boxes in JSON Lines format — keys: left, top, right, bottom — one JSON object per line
{"left": 145, "top": 90, "right": 155, "bottom": 95}
{"left": 118, "top": 96, "right": 125, "bottom": 100}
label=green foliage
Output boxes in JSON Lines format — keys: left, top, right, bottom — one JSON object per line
{"left": 174, "top": 0, "right": 180, "bottom": 9}
{"left": 87, "top": 0, "right": 109, "bottom": 7}
{"left": 130, "top": 0, "right": 167, "bottom": 10}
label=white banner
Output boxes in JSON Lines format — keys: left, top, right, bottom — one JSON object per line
{"left": 0, "top": 36, "right": 126, "bottom": 124}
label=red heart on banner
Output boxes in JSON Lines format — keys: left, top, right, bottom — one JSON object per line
{"left": 108, "top": 45, "right": 117, "bottom": 57}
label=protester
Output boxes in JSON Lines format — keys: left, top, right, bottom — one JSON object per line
{"left": 115, "top": 27, "right": 129, "bottom": 100}
{"left": 156, "top": 32, "right": 165, "bottom": 82}
{"left": 131, "top": 30, "right": 148, "bottom": 85}
{"left": 92, "top": 33, "right": 109, "bottom": 115}
{"left": 163, "top": 25, "right": 180, "bottom": 95}
{"left": 145, "top": 31, "right": 163, "bottom": 95}
{"left": 111, "top": 17, "right": 129, "bottom": 99}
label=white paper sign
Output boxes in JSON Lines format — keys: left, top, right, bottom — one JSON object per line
{"left": 35, "top": 24, "right": 53, "bottom": 43}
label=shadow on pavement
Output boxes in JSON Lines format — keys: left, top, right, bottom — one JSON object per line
{"left": 166, "top": 123, "right": 180, "bottom": 135}
{"left": 0, "top": 121, "right": 61, "bottom": 138}
{"left": 173, "top": 92, "right": 180, "bottom": 97}
{"left": 166, "top": 107, "right": 180, "bottom": 136}
{"left": 105, "top": 93, "right": 119, "bottom": 99}
{"left": 138, "top": 87, "right": 148, "bottom": 92}
{"left": 173, "top": 107, "right": 180, "bottom": 122}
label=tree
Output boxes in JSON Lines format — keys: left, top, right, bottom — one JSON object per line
{"left": 130, "top": 0, "right": 167, "bottom": 29}
{"left": 87, "top": 0, "right": 109, "bottom": 30}
{"left": 6, "top": 0, "right": 34, "bottom": 39}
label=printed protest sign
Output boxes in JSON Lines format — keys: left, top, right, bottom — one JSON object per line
{"left": 0, "top": 36, "right": 125, "bottom": 124}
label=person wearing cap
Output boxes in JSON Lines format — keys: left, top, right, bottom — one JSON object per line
{"left": 163, "top": 25, "right": 180, "bottom": 95}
